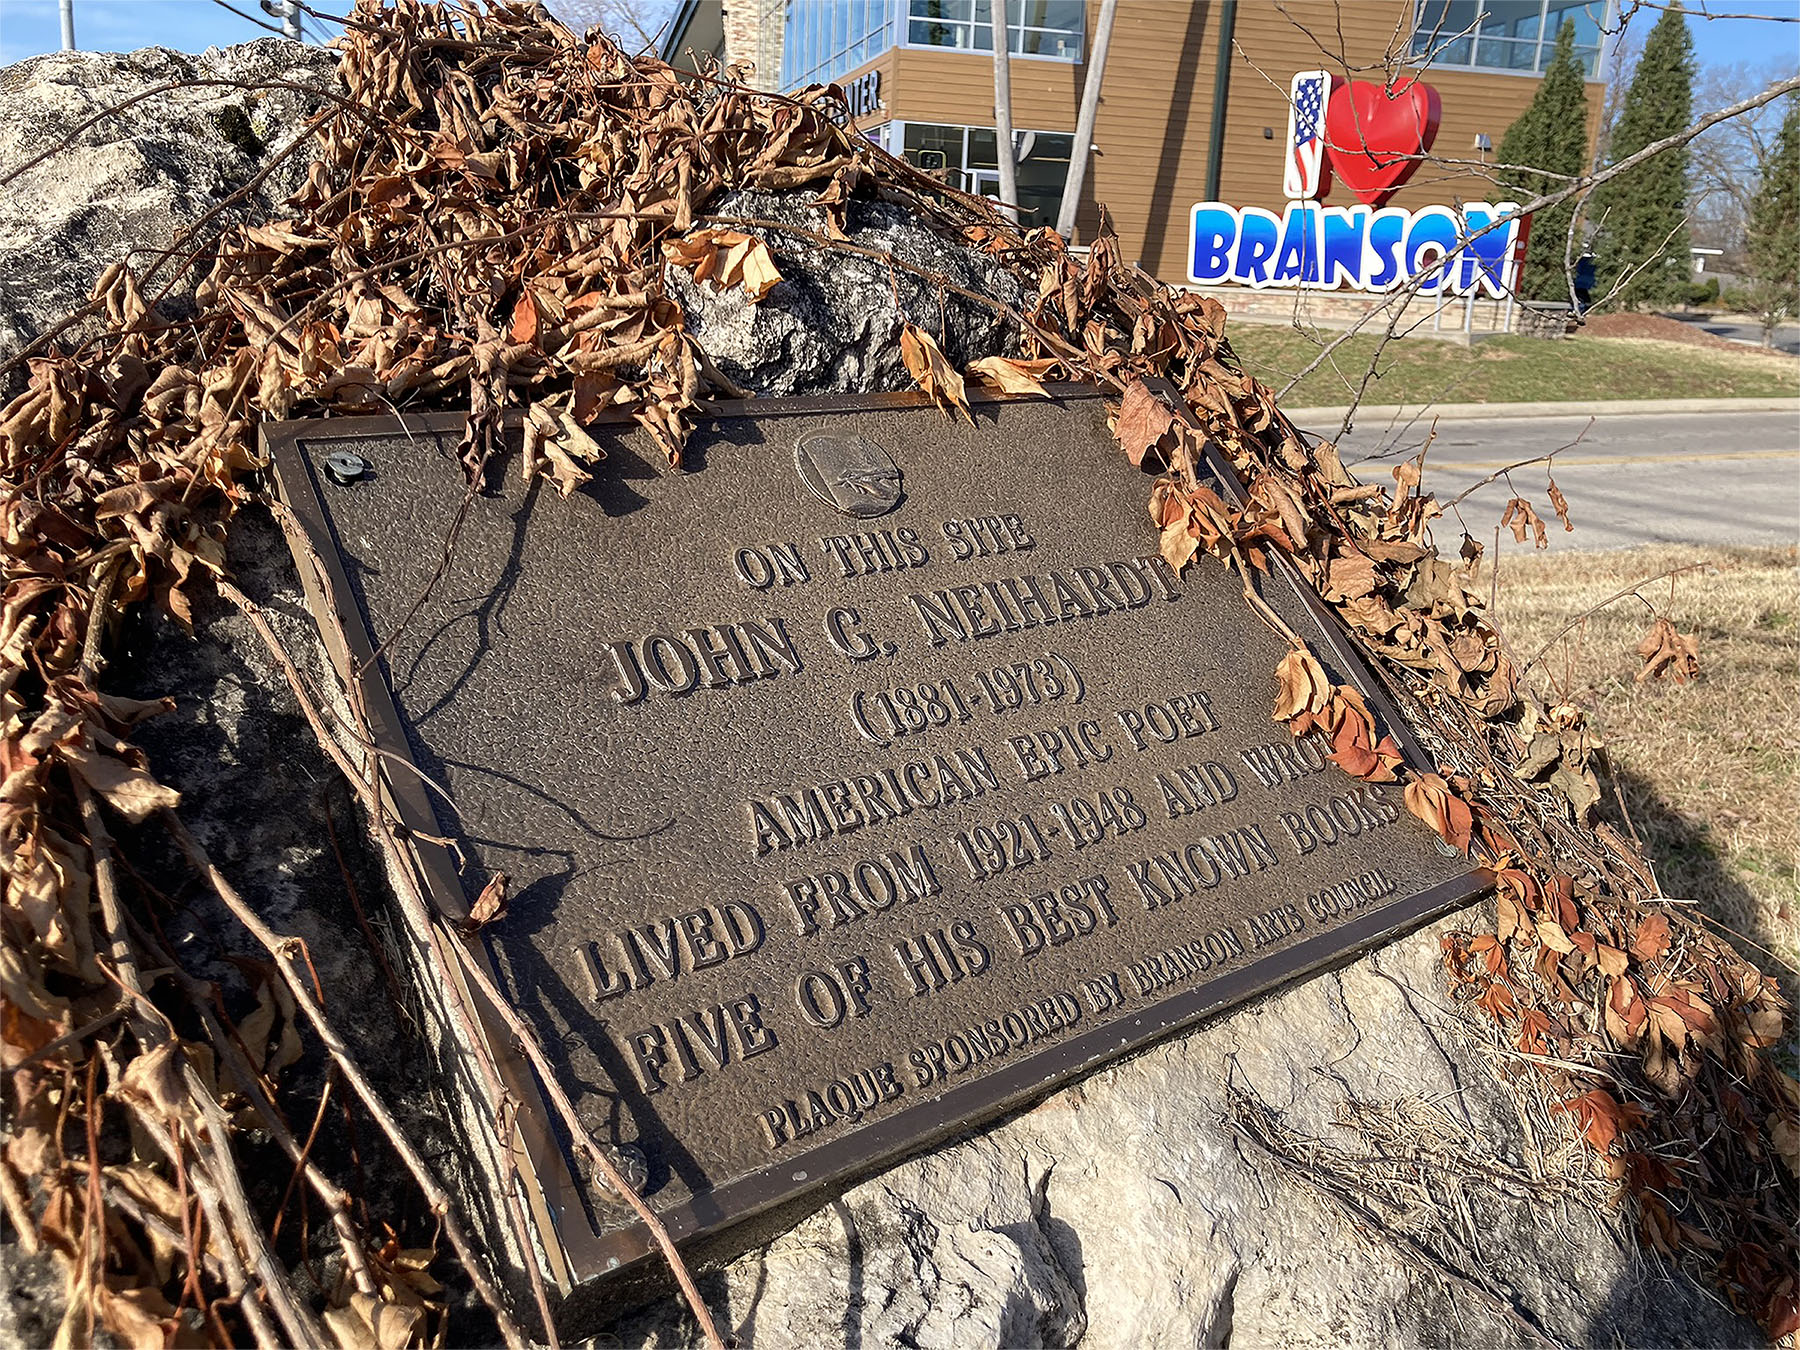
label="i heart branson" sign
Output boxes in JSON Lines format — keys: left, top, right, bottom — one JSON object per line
{"left": 1189, "top": 70, "right": 1526, "bottom": 298}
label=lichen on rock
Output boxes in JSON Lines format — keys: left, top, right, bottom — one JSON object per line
{"left": 0, "top": 38, "right": 335, "bottom": 397}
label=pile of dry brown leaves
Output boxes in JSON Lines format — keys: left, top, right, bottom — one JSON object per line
{"left": 1, "top": 1, "right": 1793, "bottom": 1345}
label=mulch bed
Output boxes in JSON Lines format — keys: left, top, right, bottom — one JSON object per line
{"left": 1580, "top": 312, "right": 1763, "bottom": 354}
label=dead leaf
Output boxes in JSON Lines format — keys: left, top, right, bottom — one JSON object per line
{"left": 522, "top": 402, "right": 605, "bottom": 498}
{"left": 64, "top": 743, "right": 181, "bottom": 823}
{"left": 1476, "top": 980, "right": 1518, "bottom": 1019}
{"left": 1635, "top": 617, "right": 1700, "bottom": 684}
{"left": 661, "top": 228, "right": 783, "bottom": 302}
{"left": 1324, "top": 551, "right": 1378, "bottom": 601}
{"left": 1315, "top": 685, "right": 1403, "bottom": 782}
{"left": 1114, "top": 379, "right": 1177, "bottom": 467}
{"left": 1500, "top": 496, "right": 1548, "bottom": 548}
{"left": 1271, "top": 648, "right": 1330, "bottom": 722}
{"left": 899, "top": 323, "right": 971, "bottom": 420}
{"left": 1632, "top": 913, "right": 1671, "bottom": 962}
{"left": 1771, "top": 1110, "right": 1799, "bottom": 1178}
{"left": 1403, "top": 772, "right": 1474, "bottom": 853}
{"left": 1547, "top": 477, "right": 1573, "bottom": 531}
{"left": 466, "top": 872, "right": 508, "bottom": 930}
{"left": 324, "top": 1292, "right": 424, "bottom": 1350}
{"left": 1536, "top": 917, "right": 1576, "bottom": 954}
{"left": 508, "top": 289, "right": 540, "bottom": 346}
{"left": 1554, "top": 1087, "right": 1647, "bottom": 1154}
{"left": 966, "top": 355, "right": 1056, "bottom": 397}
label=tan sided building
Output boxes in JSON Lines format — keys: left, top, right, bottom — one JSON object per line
{"left": 664, "top": 2, "right": 1610, "bottom": 299}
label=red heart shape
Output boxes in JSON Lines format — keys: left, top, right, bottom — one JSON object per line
{"left": 1323, "top": 78, "right": 1442, "bottom": 206}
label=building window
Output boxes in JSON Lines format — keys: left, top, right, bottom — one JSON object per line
{"left": 907, "top": 0, "right": 1084, "bottom": 59}
{"left": 781, "top": 1, "right": 1084, "bottom": 92}
{"left": 1409, "top": 0, "right": 1604, "bottom": 76}
{"left": 782, "top": 0, "right": 899, "bottom": 90}
{"left": 898, "top": 121, "right": 1074, "bottom": 227}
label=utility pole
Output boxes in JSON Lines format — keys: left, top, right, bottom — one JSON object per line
{"left": 1202, "top": 0, "right": 1239, "bottom": 202}
{"left": 59, "top": 0, "right": 75, "bottom": 51}
{"left": 991, "top": 0, "right": 1019, "bottom": 223}
{"left": 261, "top": 0, "right": 304, "bottom": 40}
{"left": 1056, "top": 0, "right": 1118, "bottom": 239}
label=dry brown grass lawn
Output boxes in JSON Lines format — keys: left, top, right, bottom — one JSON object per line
{"left": 1231, "top": 325, "right": 1800, "bottom": 406}
{"left": 1487, "top": 544, "right": 1799, "bottom": 1004}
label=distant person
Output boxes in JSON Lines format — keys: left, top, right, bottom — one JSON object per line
{"left": 1573, "top": 254, "right": 1596, "bottom": 315}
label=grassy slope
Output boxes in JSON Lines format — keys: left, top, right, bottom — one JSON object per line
{"left": 1230, "top": 329, "right": 1800, "bottom": 408}
{"left": 1486, "top": 544, "right": 1798, "bottom": 1004}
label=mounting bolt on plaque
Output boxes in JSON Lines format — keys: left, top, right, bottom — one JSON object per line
{"left": 324, "top": 450, "right": 370, "bottom": 485}
{"left": 608, "top": 1143, "right": 649, "bottom": 1196}
{"left": 795, "top": 431, "right": 902, "bottom": 518}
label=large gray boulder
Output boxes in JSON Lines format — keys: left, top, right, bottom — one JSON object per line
{"left": 616, "top": 923, "right": 1754, "bottom": 1348}
{"left": 670, "top": 188, "right": 1024, "bottom": 397}
{"left": 0, "top": 38, "right": 336, "bottom": 398}
{"left": 0, "top": 38, "right": 1756, "bottom": 1350}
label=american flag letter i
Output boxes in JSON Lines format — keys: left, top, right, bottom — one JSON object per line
{"left": 1284, "top": 69, "right": 1330, "bottom": 201}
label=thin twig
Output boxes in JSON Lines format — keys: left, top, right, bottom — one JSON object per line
{"left": 447, "top": 940, "right": 726, "bottom": 1350}
{"left": 185, "top": 1069, "right": 331, "bottom": 1347}
{"left": 178, "top": 981, "right": 380, "bottom": 1299}
{"left": 1521, "top": 563, "right": 1712, "bottom": 675}
{"left": 1441, "top": 420, "right": 1594, "bottom": 510}
{"left": 1232, "top": 1086, "right": 1565, "bottom": 1349}
{"left": 159, "top": 810, "right": 531, "bottom": 1350}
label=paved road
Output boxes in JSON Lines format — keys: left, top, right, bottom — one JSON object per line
{"left": 1662, "top": 311, "right": 1800, "bottom": 357}
{"left": 1305, "top": 409, "right": 1799, "bottom": 552}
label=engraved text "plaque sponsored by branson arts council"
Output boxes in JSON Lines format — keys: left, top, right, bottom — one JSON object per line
{"left": 268, "top": 386, "right": 1484, "bottom": 1283}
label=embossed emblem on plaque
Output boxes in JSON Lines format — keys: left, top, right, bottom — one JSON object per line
{"left": 795, "top": 430, "right": 903, "bottom": 518}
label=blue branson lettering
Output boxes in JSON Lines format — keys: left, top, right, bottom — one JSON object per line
{"left": 1404, "top": 206, "right": 1461, "bottom": 296}
{"left": 1366, "top": 208, "right": 1408, "bottom": 289}
{"left": 1320, "top": 207, "right": 1368, "bottom": 288}
{"left": 1232, "top": 208, "right": 1282, "bottom": 286}
{"left": 1272, "top": 204, "right": 1321, "bottom": 284}
{"left": 1186, "top": 200, "right": 1526, "bottom": 296}
{"left": 1190, "top": 205, "right": 1238, "bottom": 284}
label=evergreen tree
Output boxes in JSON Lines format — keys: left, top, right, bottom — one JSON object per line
{"left": 1496, "top": 20, "right": 1591, "bottom": 302}
{"left": 1743, "top": 95, "right": 1799, "bottom": 344}
{"left": 1591, "top": 4, "right": 1696, "bottom": 308}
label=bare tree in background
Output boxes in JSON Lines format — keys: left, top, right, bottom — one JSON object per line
{"left": 1689, "top": 60, "right": 1791, "bottom": 270}
{"left": 548, "top": 0, "right": 676, "bottom": 54}
{"left": 1589, "top": 4, "right": 1645, "bottom": 176}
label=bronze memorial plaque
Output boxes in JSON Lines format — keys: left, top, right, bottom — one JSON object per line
{"left": 268, "top": 386, "right": 1485, "bottom": 1288}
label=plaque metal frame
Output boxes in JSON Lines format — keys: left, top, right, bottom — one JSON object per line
{"left": 265, "top": 382, "right": 1489, "bottom": 1299}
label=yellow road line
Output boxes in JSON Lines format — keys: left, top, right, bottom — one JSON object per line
{"left": 1435, "top": 449, "right": 1799, "bottom": 471}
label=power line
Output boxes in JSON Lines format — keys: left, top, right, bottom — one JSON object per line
{"left": 210, "top": 0, "right": 289, "bottom": 37}
{"left": 294, "top": 3, "right": 352, "bottom": 34}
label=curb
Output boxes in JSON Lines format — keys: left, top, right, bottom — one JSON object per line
{"left": 1280, "top": 397, "right": 1800, "bottom": 426}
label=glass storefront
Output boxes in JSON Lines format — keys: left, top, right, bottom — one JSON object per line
{"left": 782, "top": 0, "right": 1084, "bottom": 90}
{"left": 898, "top": 120, "right": 1074, "bottom": 228}
{"left": 906, "top": 0, "right": 1085, "bottom": 58}
{"left": 1409, "top": 0, "right": 1605, "bottom": 76}
{"left": 782, "top": 1, "right": 898, "bottom": 89}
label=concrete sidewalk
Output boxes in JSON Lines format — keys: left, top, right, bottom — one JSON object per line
{"left": 1280, "top": 396, "right": 1800, "bottom": 426}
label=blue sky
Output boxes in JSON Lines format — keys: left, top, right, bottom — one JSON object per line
{"left": 0, "top": 0, "right": 1795, "bottom": 72}
{"left": 0, "top": 2, "right": 345, "bottom": 60}
{"left": 0, "top": 0, "right": 601, "bottom": 60}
